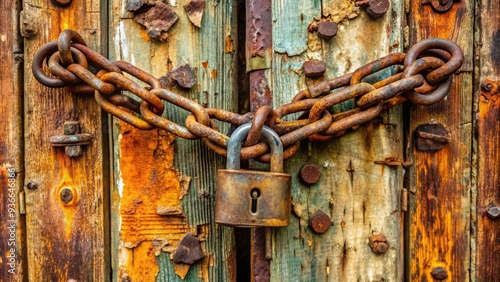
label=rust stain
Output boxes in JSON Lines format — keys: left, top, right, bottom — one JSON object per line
{"left": 211, "top": 69, "right": 217, "bottom": 79}
{"left": 118, "top": 122, "right": 189, "bottom": 281}
{"left": 225, "top": 35, "right": 235, "bottom": 53}
{"left": 173, "top": 262, "right": 191, "bottom": 279}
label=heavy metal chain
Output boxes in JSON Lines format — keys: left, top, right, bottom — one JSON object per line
{"left": 32, "top": 30, "right": 464, "bottom": 162}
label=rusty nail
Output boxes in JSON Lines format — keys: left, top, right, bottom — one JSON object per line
{"left": 481, "top": 81, "right": 493, "bottom": 91}
{"left": 414, "top": 124, "right": 450, "bottom": 152}
{"left": 60, "top": 188, "right": 73, "bottom": 203}
{"left": 52, "top": 0, "right": 72, "bottom": 6}
{"left": 430, "top": 266, "right": 448, "bottom": 280}
{"left": 486, "top": 204, "right": 500, "bottom": 220}
{"left": 356, "top": 0, "right": 390, "bottom": 18}
{"left": 26, "top": 182, "right": 38, "bottom": 190}
{"left": 173, "top": 232, "right": 204, "bottom": 265}
{"left": 309, "top": 209, "right": 331, "bottom": 234}
{"left": 300, "top": 163, "right": 322, "bottom": 185}
{"left": 369, "top": 234, "right": 389, "bottom": 254}
{"left": 303, "top": 61, "right": 327, "bottom": 78}
{"left": 317, "top": 22, "right": 338, "bottom": 40}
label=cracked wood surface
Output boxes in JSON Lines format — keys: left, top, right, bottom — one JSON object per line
{"left": 110, "top": 1, "right": 237, "bottom": 281}
{"left": 270, "top": 1, "right": 404, "bottom": 281}
{"left": 23, "top": 0, "right": 108, "bottom": 281}
{"left": 408, "top": 0, "right": 474, "bottom": 281}
{"left": 0, "top": 0, "right": 24, "bottom": 281}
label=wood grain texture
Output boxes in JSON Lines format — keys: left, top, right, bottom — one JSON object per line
{"left": 23, "top": 0, "right": 108, "bottom": 280}
{"left": 270, "top": 1, "right": 404, "bottom": 281}
{"left": 0, "top": 0, "right": 25, "bottom": 281}
{"left": 109, "top": 1, "right": 237, "bottom": 281}
{"left": 475, "top": 0, "right": 500, "bottom": 280}
{"left": 408, "top": 1, "right": 473, "bottom": 281}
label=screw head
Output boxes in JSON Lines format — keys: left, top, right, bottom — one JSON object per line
{"left": 369, "top": 234, "right": 389, "bottom": 254}
{"left": 365, "top": 0, "right": 390, "bottom": 18}
{"left": 300, "top": 163, "right": 322, "bottom": 185}
{"left": 317, "top": 22, "right": 338, "bottom": 40}
{"left": 430, "top": 266, "right": 448, "bottom": 280}
{"left": 486, "top": 204, "right": 500, "bottom": 220}
{"left": 60, "top": 188, "right": 73, "bottom": 203}
{"left": 309, "top": 209, "right": 331, "bottom": 234}
{"left": 26, "top": 182, "right": 38, "bottom": 190}
{"left": 481, "top": 81, "right": 493, "bottom": 91}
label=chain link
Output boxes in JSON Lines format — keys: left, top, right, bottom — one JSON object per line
{"left": 32, "top": 29, "right": 464, "bottom": 162}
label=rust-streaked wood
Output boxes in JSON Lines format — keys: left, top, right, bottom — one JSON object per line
{"left": 109, "top": 1, "right": 237, "bottom": 280}
{"left": 475, "top": 0, "right": 500, "bottom": 280}
{"left": 0, "top": 0, "right": 25, "bottom": 281}
{"left": 23, "top": 0, "right": 108, "bottom": 280}
{"left": 270, "top": 1, "right": 405, "bottom": 280}
{"left": 408, "top": 1, "right": 473, "bottom": 281}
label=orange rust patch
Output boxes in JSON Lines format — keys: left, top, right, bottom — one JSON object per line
{"left": 202, "top": 61, "right": 208, "bottom": 68}
{"left": 118, "top": 123, "right": 189, "bottom": 280}
{"left": 211, "top": 69, "right": 217, "bottom": 79}
{"left": 225, "top": 35, "right": 235, "bottom": 53}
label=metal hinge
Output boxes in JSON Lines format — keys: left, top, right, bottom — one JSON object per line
{"left": 19, "top": 191, "right": 26, "bottom": 215}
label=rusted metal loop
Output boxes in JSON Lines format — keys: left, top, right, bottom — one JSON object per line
{"left": 95, "top": 90, "right": 155, "bottom": 130}
{"left": 404, "top": 76, "right": 452, "bottom": 105}
{"left": 281, "top": 111, "right": 332, "bottom": 147}
{"left": 309, "top": 103, "right": 384, "bottom": 141}
{"left": 404, "top": 38, "right": 464, "bottom": 84}
{"left": 255, "top": 141, "right": 300, "bottom": 163}
{"left": 108, "top": 94, "right": 142, "bottom": 113}
{"left": 32, "top": 41, "right": 69, "bottom": 87}
{"left": 58, "top": 29, "right": 87, "bottom": 66}
{"left": 310, "top": 83, "right": 375, "bottom": 122}
{"left": 245, "top": 106, "right": 276, "bottom": 146}
{"left": 100, "top": 72, "right": 164, "bottom": 114}
{"left": 67, "top": 64, "right": 116, "bottom": 95}
{"left": 72, "top": 43, "right": 122, "bottom": 73}
{"left": 48, "top": 48, "right": 88, "bottom": 84}
{"left": 205, "top": 108, "right": 253, "bottom": 126}
{"left": 356, "top": 75, "right": 425, "bottom": 108}
{"left": 142, "top": 104, "right": 199, "bottom": 139}
{"left": 50, "top": 133, "right": 93, "bottom": 146}
{"left": 350, "top": 53, "right": 406, "bottom": 85}
{"left": 114, "top": 61, "right": 161, "bottom": 89}
{"left": 185, "top": 114, "right": 229, "bottom": 144}
{"left": 150, "top": 88, "right": 209, "bottom": 125}
{"left": 402, "top": 56, "right": 446, "bottom": 94}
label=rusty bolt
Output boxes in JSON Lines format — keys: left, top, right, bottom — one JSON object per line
{"left": 309, "top": 209, "right": 331, "bottom": 234}
{"left": 481, "top": 81, "right": 493, "bottom": 92}
{"left": 303, "top": 61, "right": 327, "bottom": 78}
{"left": 430, "top": 266, "right": 448, "bottom": 280}
{"left": 60, "top": 188, "right": 73, "bottom": 203}
{"left": 300, "top": 163, "right": 322, "bottom": 185}
{"left": 317, "top": 22, "right": 338, "bottom": 40}
{"left": 173, "top": 232, "right": 204, "bottom": 264}
{"left": 26, "top": 182, "right": 38, "bottom": 190}
{"left": 356, "top": 0, "right": 390, "bottom": 18}
{"left": 369, "top": 234, "right": 389, "bottom": 254}
{"left": 486, "top": 204, "right": 500, "bottom": 220}
{"left": 52, "top": 0, "right": 72, "bottom": 6}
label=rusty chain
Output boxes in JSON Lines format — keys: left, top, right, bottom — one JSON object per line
{"left": 32, "top": 29, "right": 464, "bottom": 162}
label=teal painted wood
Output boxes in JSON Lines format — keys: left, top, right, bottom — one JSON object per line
{"left": 270, "top": 1, "right": 405, "bottom": 281}
{"left": 110, "top": 1, "right": 237, "bottom": 281}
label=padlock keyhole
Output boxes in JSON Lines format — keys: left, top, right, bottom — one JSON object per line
{"left": 250, "top": 188, "right": 261, "bottom": 214}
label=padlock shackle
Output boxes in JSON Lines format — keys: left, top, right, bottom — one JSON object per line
{"left": 227, "top": 123, "right": 284, "bottom": 172}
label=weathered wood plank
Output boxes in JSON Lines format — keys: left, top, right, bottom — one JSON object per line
{"left": 475, "top": 0, "right": 500, "bottom": 280}
{"left": 408, "top": 1, "right": 473, "bottom": 281}
{"left": 109, "top": 1, "right": 237, "bottom": 281}
{"left": 0, "top": 0, "right": 25, "bottom": 281}
{"left": 23, "top": 0, "right": 108, "bottom": 280}
{"left": 271, "top": 1, "right": 404, "bottom": 281}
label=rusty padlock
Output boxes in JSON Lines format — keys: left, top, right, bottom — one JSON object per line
{"left": 215, "top": 123, "right": 292, "bottom": 227}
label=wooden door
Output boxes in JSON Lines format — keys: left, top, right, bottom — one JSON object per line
{"left": 1, "top": 0, "right": 498, "bottom": 281}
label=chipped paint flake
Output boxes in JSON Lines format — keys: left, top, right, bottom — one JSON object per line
{"left": 184, "top": 0, "right": 206, "bottom": 28}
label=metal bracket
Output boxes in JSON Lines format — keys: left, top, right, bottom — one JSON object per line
{"left": 50, "top": 121, "right": 93, "bottom": 157}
